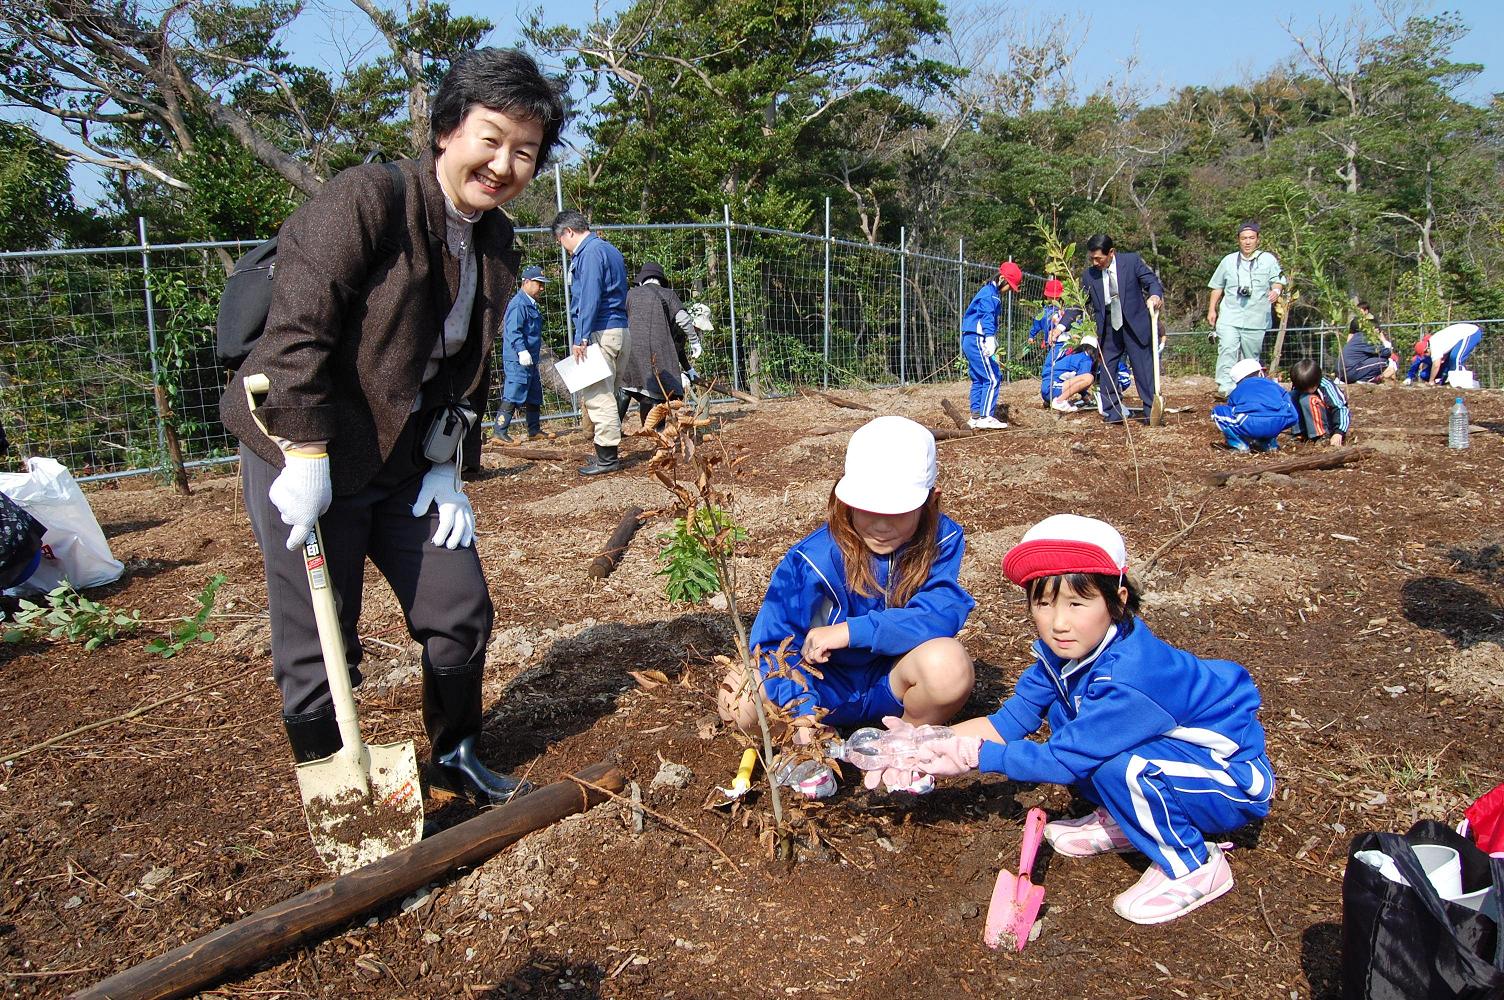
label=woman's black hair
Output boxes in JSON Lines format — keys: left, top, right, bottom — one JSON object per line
{"left": 1025, "top": 572, "right": 1140, "bottom": 625}
{"left": 429, "top": 48, "right": 568, "bottom": 168}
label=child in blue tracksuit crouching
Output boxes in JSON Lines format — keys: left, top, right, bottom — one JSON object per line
{"left": 895, "top": 514, "right": 1274, "bottom": 925}
{"left": 1211, "top": 357, "right": 1298, "bottom": 452}
{"left": 718, "top": 416, "right": 976, "bottom": 797}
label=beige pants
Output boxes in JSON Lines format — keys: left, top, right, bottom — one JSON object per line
{"left": 580, "top": 326, "right": 627, "bottom": 446}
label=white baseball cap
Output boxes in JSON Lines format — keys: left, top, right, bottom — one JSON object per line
{"left": 1229, "top": 358, "right": 1264, "bottom": 383}
{"left": 834, "top": 416, "right": 937, "bottom": 515}
{"left": 1077, "top": 334, "right": 1099, "bottom": 350}
{"left": 1002, "top": 514, "right": 1128, "bottom": 587}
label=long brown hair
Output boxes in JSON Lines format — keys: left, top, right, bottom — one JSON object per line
{"left": 827, "top": 487, "right": 941, "bottom": 608}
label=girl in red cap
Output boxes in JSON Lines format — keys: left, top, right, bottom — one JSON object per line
{"left": 896, "top": 513, "right": 1274, "bottom": 924}
{"left": 718, "top": 416, "right": 976, "bottom": 798}
{"left": 959, "top": 262, "right": 1023, "bottom": 429}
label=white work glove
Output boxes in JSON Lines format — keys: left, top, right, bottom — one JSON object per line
{"left": 684, "top": 366, "right": 699, "bottom": 384}
{"left": 517, "top": 350, "right": 534, "bottom": 367}
{"left": 981, "top": 336, "right": 996, "bottom": 356}
{"left": 267, "top": 452, "right": 331, "bottom": 551}
{"left": 411, "top": 462, "right": 474, "bottom": 549}
{"left": 689, "top": 339, "right": 703, "bottom": 360}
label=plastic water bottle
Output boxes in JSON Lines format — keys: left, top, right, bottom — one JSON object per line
{"left": 829, "top": 725, "right": 957, "bottom": 771}
{"left": 1448, "top": 396, "right": 1470, "bottom": 450}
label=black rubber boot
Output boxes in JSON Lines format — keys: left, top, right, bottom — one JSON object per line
{"left": 577, "top": 444, "right": 620, "bottom": 476}
{"left": 422, "top": 664, "right": 532, "bottom": 806}
{"left": 283, "top": 707, "right": 343, "bottom": 764}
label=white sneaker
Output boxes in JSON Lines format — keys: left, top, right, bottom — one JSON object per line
{"left": 1112, "top": 844, "right": 1234, "bottom": 925}
{"left": 1050, "top": 397, "right": 1077, "bottom": 413}
{"left": 966, "top": 417, "right": 981, "bottom": 429}
{"left": 972, "top": 415, "right": 1008, "bottom": 429}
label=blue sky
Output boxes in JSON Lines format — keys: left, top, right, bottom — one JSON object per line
{"left": 18, "top": 0, "right": 1504, "bottom": 206}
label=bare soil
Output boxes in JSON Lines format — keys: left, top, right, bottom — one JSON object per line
{"left": 3, "top": 377, "right": 1501, "bottom": 999}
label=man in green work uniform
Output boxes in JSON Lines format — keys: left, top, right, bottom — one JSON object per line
{"left": 1207, "top": 221, "right": 1285, "bottom": 398}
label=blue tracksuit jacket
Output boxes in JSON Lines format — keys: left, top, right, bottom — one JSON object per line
{"left": 961, "top": 283, "right": 1002, "bottom": 339}
{"left": 980, "top": 618, "right": 1274, "bottom": 876}
{"left": 1291, "top": 376, "right": 1350, "bottom": 440}
{"left": 750, "top": 516, "right": 974, "bottom": 716}
{"left": 567, "top": 232, "right": 628, "bottom": 346}
{"left": 500, "top": 288, "right": 543, "bottom": 405}
{"left": 1212, "top": 375, "right": 1298, "bottom": 443}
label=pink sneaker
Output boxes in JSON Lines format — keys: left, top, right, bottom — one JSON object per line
{"left": 1111, "top": 844, "right": 1234, "bottom": 925}
{"left": 1043, "top": 807, "right": 1136, "bottom": 857}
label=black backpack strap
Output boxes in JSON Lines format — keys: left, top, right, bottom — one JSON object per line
{"left": 377, "top": 160, "right": 407, "bottom": 256}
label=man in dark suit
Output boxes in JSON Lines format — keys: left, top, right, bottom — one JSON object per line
{"left": 1082, "top": 234, "right": 1165, "bottom": 424}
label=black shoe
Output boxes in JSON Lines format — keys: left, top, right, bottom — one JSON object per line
{"left": 283, "top": 707, "right": 343, "bottom": 764}
{"left": 492, "top": 427, "right": 514, "bottom": 443}
{"left": 427, "top": 735, "right": 533, "bottom": 806}
{"left": 422, "top": 664, "right": 533, "bottom": 806}
{"left": 578, "top": 444, "right": 620, "bottom": 476}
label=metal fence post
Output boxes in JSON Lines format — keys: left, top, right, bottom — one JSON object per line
{"left": 554, "top": 165, "right": 572, "bottom": 345}
{"left": 137, "top": 217, "right": 168, "bottom": 462}
{"left": 1005, "top": 256, "right": 1015, "bottom": 383}
{"left": 1318, "top": 329, "right": 1326, "bottom": 371}
{"left": 723, "top": 205, "right": 740, "bottom": 392}
{"left": 899, "top": 227, "right": 907, "bottom": 385}
{"left": 957, "top": 237, "right": 964, "bottom": 332}
{"left": 822, "top": 196, "right": 831, "bottom": 389}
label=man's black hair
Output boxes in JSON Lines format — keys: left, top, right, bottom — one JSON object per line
{"left": 1025, "top": 572, "right": 1140, "bottom": 625}
{"left": 1086, "top": 234, "right": 1115, "bottom": 255}
{"left": 1289, "top": 358, "right": 1322, "bottom": 392}
{"left": 550, "top": 209, "right": 591, "bottom": 239}
{"left": 429, "top": 48, "right": 567, "bottom": 168}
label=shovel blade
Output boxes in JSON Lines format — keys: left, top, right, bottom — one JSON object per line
{"left": 1009, "top": 881, "right": 1047, "bottom": 952}
{"left": 984, "top": 869, "right": 1021, "bottom": 949}
{"left": 296, "top": 739, "right": 424, "bottom": 876}
{"left": 1150, "top": 395, "right": 1165, "bottom": 426}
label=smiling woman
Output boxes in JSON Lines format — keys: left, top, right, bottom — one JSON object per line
{"left": 218, "top": 48, "right": 569, "bottom": 811}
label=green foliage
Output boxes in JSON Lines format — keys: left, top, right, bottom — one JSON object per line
{"left": 5, "top": 584, "right": 141, "bottom": 651}
{"left": 1390, "top": 257, "right": 1449, "bottom": 328}
{"left": 656, "top": 505, "right": 747, "bottom": 605}
{"left": 145, "top": 573, "right": 226, "bottom": 658}
{"left": 0, "top": 123, "right": 75, "bottom": 251}
{"left": 1031, "top": 217, "right": 1096, "bottom": 343}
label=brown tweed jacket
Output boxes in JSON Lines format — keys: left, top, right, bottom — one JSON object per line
{"left": 220, "top": 150, "right": 521, "bottom": 494}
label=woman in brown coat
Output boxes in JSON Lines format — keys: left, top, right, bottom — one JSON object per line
{"left": 221, "top": 49, "right": 565, "bottom": 804}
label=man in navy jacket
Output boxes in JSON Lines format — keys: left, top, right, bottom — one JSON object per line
{"left": 553, "top": 210, "right": 628, "bottom": 475}
{"left": 1082, "top": 234, "right": 1164, "bottom": 424}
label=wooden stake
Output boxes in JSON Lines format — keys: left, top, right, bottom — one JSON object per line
{"left": 588, "top": 506, "right": 644, "bottom": 579}
{"left": 1207, "top": 446, "right": 1369, "bottom": 486}
{"left": 940, "top": 398, "right": 971, "bottom": 430}
{"left": 72, "top": 764, "right": 626, "bottom": 1000}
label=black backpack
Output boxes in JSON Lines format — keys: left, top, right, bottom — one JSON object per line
{"left": 215, "top": 158, "right": 409, "bottom": 370}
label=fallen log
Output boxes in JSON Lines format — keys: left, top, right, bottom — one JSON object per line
{"left": 727, "top": 388, "right": 761, "bottom": 405}
{"left": 804, "top": 389, "right": 874, "bottom": 412}
{"left": 588, "top": 506, "right": 645, "bottom": 579}
{"left": 927, "top": 426, "right": 974, "bottom": 442}
{"left": 497, "top": 446, "right": 569, "bottom": 461}
{"left": 73, "top": 763, "right": 626, "bottom": 1000}
{"left": 1207, "top": 446, "right": 1370, "bottom": 487}
{"left": 940, "top": 398, "right": 971, "bottom": 430}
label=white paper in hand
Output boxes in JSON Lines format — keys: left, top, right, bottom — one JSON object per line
{"left": 554, "top": 344, "right": 612, "bottom": 394}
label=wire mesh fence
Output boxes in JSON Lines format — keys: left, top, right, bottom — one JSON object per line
{"left": 0, "top": 217, "right": 1498, "bottom": 483}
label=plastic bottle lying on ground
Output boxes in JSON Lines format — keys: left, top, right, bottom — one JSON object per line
{"left": 828, "top": 725, "right": 958, "bottom": 771}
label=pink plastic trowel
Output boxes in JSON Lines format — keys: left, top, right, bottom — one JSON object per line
{"left": 984, "top": 807, "right": 1047, "bottom": 951}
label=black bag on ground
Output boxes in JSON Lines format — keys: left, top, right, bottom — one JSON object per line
{"left": 215, "top": 157, "right": 408, "bottom": 370}
{"left": 1341, "top": 819, "right": 1504, "bottom": 999}
{"left": 0, "top": 488, "right": 46, "bottom": 590}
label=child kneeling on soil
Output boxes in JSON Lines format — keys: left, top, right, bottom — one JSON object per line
{"left": 718, "top": 415, "right": 975, "bottom": 798}
{"left": 896, "top": 514, "right": 1274, "bottom": 924}
{"left": 1288, "top": 359, "right": 1352, "bottom": 447}
{"left": 1043, "top": 335, "right": 1132, "bottom": 413}
{"left": 1210, "top": 358, "right": 1298, "bottom": 453}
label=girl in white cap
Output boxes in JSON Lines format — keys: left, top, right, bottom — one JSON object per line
{"left": 717, "top": 416, "right": 976, "bottom": 797}
{"left": 902, "top": 514, "right": 1274, "bottom": 924}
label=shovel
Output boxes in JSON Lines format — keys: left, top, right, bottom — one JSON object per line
{"left": 1148, "top": 305, "right": 1166, "bottom": 427}
{"left": 243, "top": 374, "right": 424, "bottom": 875}
{"left": 985, "top": 807, "right": 1048, "bottom": 951}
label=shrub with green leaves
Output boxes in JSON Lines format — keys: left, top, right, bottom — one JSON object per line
{"left": 4, "top": 583, "right": 140, "bottom": 650}
{"left": 145, "top": 572, "right": 226, "bottom": 658}
{"left": 656, "top": 505, "right": 747, "bottom": 605}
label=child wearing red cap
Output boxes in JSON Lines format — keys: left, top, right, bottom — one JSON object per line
{"left": 900, "top": 513, "right": 1274, "bottom": 924}
{"left": 718, "top": 416, "right": 976, "bottom": 797}
{"left": 960, "top": 263, "right": 1023, "bottom": 429}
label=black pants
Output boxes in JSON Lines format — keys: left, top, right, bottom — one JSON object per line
{"left": 242, "top": 416, "right": 493, "bottom": 718}
{"left": 1099, "top": 324, "right": 1156, "bottom": 422}
{"left": 617, "top": 389, "right": 670, "bottom": 432}
{"left": 496, "top": 401, "right": 541, "bottom": 435}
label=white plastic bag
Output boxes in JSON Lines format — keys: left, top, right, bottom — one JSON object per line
{"left": 0, "top": 457, "right": 124, "bottom": 594}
